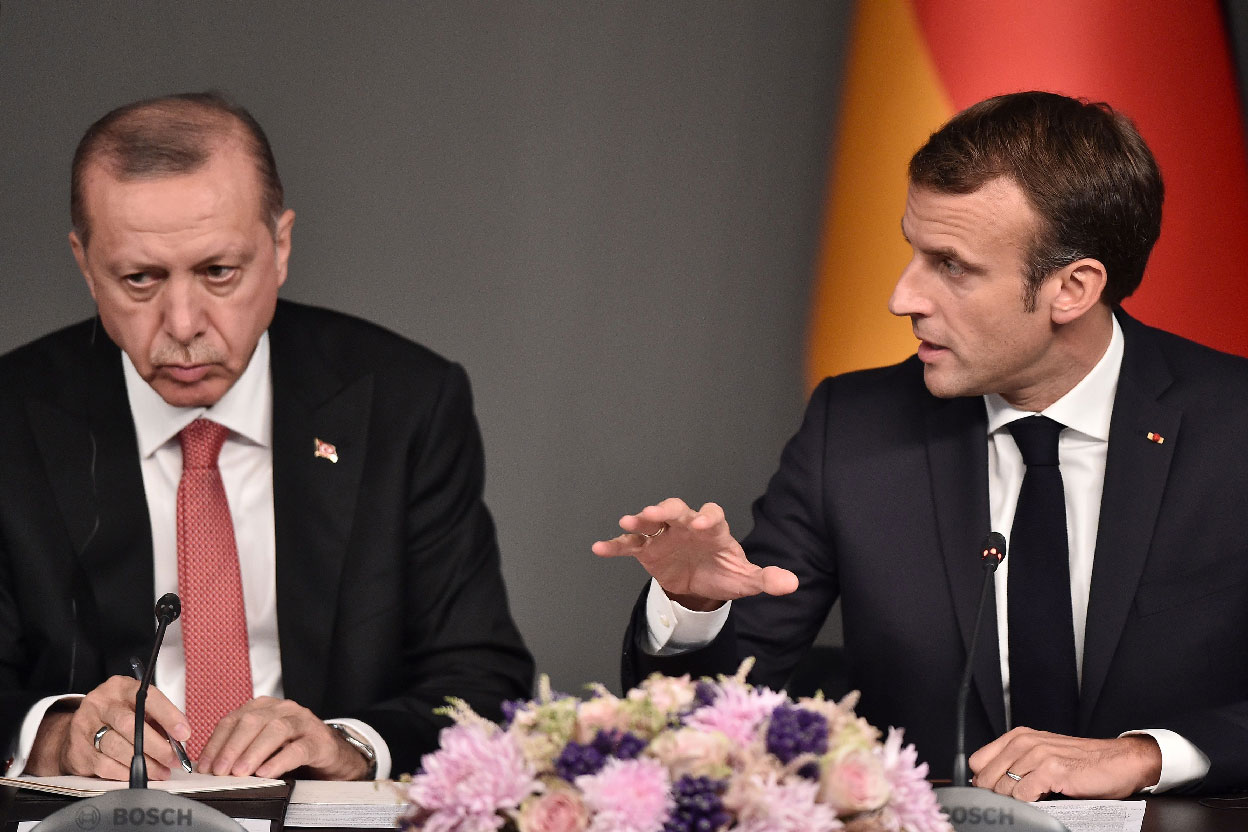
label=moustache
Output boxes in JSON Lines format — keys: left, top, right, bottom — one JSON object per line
{"left": 150, "top": 342, "right": 227, "bottom": 367}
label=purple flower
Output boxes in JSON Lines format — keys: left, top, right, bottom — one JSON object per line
{"left": 876, "top": 728, "right": 953, "bottom": 832}
{"left": 407, "top": 724, "right": 539, "bottom": 832}
{"left": 576, "top": 757, "right": 673, "bottom": 832}
{"left": 555, "top": 729, "right": 647, "bottom": 781}
{"left": 766, "top": 704, "right": 830, "bottom": 766}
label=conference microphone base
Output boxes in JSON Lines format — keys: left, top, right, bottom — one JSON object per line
{"left": 34, "top": 788, "right": 245, "bottom": 832}
{"left": 936, "top": 786, "right": 1070, "bottom": 831}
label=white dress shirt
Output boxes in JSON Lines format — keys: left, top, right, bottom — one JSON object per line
{"left": 646, "top": 315, "right": 1207, "bottom": 791}
{"left": 10, "top": 333, "right": 390, "bottom": 778}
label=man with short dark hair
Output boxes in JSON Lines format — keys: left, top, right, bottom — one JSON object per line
{"left": 596, "top": 91, "right": 1248, "bottom": 799}
{"left": 0, "top": 92, "right": 533, "bottom": 781}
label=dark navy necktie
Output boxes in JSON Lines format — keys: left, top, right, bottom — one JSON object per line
{"left": 1007, "top": 415, "right": 1079, "bottom": 735}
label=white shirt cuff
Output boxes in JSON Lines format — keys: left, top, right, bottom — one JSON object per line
{"left": 1121, "top": 728, "right": 1210, "bottom": 793}
{"left": 7, "top": 694, "right": 84, "bottom": 776}
{"left": 326, "top": 717, "right": 390, "bottom": 780}
{"left": 643, "top": 578, "right": 731, "bottom": 655}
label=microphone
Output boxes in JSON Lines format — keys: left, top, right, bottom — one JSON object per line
{"left": 130, "top": 593, "right": 182, "bottom": 789}
{"left": 951, "top": 532, "right": 1005, "bottom": 786}
{"left": 934, "top": 533, "right": 1068, "bottom": 832}
{"left": 34, "top": 593, "right": 247, "bottom": 832}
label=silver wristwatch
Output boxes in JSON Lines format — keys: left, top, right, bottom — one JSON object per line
{"left": 329, "top": 723, "right": 377, "bottom": 779}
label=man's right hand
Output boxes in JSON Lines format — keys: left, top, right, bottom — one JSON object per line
{"left": 591, "top": 497, "right": 798, "bottom": 610}
{"left": 25, "top": 675, "right": 191, "bottom": 780}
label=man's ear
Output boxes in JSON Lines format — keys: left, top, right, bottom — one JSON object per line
{"left": 69, "top": 230, "right": 98, "bottom": 302}
{"left": 273, "top": 209, "right": 295, "bottom": 289}
{"left": 1050, "top": 258, "right": 1107, "bottom": 325}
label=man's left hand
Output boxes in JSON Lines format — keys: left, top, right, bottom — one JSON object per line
{"left": 969, "top": 728, "right": 1162, "bottom": 801}
{"left": 195, "top": 697, "right": 370, "bottom": 780}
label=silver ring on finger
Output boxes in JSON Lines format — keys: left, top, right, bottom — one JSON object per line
{"left": 93, "top": 725, "right": 113, "bottom": 752}
{"left": 640, "top": 523, "right": 668, "bottom": 540}
{"left": 1005, "top": 770, "right": 1023, "bottom": 782}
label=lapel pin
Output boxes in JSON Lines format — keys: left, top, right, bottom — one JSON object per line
{"left": 1146, "top": 431, "right": 1165, "bottom": 445}
{"left": 314, "top": 437, "right": 339, "bottom": 463}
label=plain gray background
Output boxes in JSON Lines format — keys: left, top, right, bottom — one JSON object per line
{"left": 6, "top": 3, "right": 1248, "bottom": 704}
{"left": 0, "top": 2, "right": 850, "bottom": 696}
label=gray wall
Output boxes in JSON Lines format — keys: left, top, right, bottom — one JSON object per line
{"left": 0, "top": 3, "right": 850, "bottom": 696}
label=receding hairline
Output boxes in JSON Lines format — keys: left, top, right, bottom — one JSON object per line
{"left": 71, "top": 93, "right": 285, "bottom": 244}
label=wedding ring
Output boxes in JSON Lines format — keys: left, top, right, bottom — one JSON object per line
{"left": 640, "top": 523, "right": 668, "bottom": 539}
{"left": 93, "top": 725, "right": 113, "bottom": 752}
{"left": 1005, "top": 770, "right": 1023, "bottom": 782}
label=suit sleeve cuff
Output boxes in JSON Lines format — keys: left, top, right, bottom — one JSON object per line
{"left": 643, "top": 579, "right": 731, "bottom": 655}
{"left": 326, "top": 718, "right": 391, "bottom": 780}
{"left": 1120, "top": 728, "right": 1210, "bottom": 792}
{"left": 6, "top": 694, "right": 84, "bottom": 776}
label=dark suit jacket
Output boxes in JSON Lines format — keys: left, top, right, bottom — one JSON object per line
{"left": 624, "top": 310, "right": 1248, "bottom": 792}
{"left": 0, "top": 300, "right": 533, "bottom": 776}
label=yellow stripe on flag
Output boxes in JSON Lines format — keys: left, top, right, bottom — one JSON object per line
{"left": 807, "top": 0, "right": 951, "bottom": 390}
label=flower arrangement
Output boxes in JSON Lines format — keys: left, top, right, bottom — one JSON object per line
{"left": 401, "top": 660, "right": 951, "bottom": 832}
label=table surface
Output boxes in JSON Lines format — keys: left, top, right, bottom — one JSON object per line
{"left": 5, "top": 787, "right": 1248, "bottom": 831}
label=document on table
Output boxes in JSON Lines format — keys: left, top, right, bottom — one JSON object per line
{"left": 284, "top": 780, "right": 407, "bottom": 828}
{"left": 1036, "top": 799, "right": 1146, "bottom": 832}
{"left": 0, "top": 770, "right": 283, "bottom": 797}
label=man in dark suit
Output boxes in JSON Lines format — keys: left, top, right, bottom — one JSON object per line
{"left": 0, "top": 93, "right": 532, "bottom": 781}
{"left": 595, "top": 92, "right": 1248, "bottom": 799}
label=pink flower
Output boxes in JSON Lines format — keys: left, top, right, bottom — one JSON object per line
{"left": 516, "top": 786, "right": 589, "bottom": 832}
{"left": 647, "top": 727, "right": 733, "bottom": 779}
{"left": 575, "top": 696, "right": 631, "bottom": 743}
{"left": 684, "top": 682, "right": 789, "bottom": 747}
{"left": 730, "top": 773, "right": 843, "bottom": 832}
{"left": 407, "top": 724, "right": 540, "bottom": 832}
{"left": 875, "top": 728, "right": 952, "bottom": 832}
{"left": 630, "top": 673, "right": 697, "bottom": 715}
{"left": 576, "top": 757, "right": 672, "bottom": 832}
{"left": 820, "top": 748, "right": 891, "bottom": 813}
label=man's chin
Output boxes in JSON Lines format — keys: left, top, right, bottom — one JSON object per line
{"left": 149, "top": 377, "right": 230, "bottom": 408}
{"left": 921, "top": 365, "right": 972, "bottom": 400}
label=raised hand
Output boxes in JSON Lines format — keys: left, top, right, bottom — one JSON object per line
{"left": 592, "top": 497, "right": 798, "bottom": 610}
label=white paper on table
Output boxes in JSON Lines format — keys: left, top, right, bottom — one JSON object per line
{"left": 1035, "top": 799, "right": 1146, "bottom": 832}
{"left": 1, "top": 770, "right": 283, "bottom": 797}
{"left": 284, "top": 780, "right": 406, "bottom": 828}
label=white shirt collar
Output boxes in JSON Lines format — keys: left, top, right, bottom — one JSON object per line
{"left": 984, "top": 313, "right": 1124, "bottom": 441}
{"left": 122, "top": 332, "right": 273, "bottom": 457}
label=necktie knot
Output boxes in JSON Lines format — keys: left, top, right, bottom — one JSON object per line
{"left": 1008, "top": 415, "right": 1065, "bottom": 467}
{"left": 180, "top": 419, "right": 229, "bottom": 470}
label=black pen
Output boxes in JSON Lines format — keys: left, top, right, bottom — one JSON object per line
{"left": 129, "top": 656, "right": 194, "bottom": 773}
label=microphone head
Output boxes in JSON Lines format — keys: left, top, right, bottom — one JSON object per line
{"left": 154, "top": 592, "right": 181, "bottom": 623}
{"left": 980, "top": 532, "right": 1007, "bottom": 571}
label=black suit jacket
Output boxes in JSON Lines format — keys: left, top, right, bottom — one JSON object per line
{"left": 624, "top": 310, "right": 1248, "bottom": 792}
{"left": 0, "top": 300, "right": 533, "bottom": 776}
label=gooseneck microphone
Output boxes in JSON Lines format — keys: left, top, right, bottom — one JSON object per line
{"left": 35, "top": 593, "right": 246, "bottom": 832}
{"left": 951, "top": 532, "right": 1005, "bottom": 787}
{"left": 934, "top": 534, "right": 1068, "bottom": 832}
{"left": 130, "top": 593, "right": 182, "bottom": 789}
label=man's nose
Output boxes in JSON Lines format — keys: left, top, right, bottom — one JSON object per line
{"left": 160, "top": 276, "right": 207, "bottom": 344}
{"left": 888, "top": 258, "right": 927, "bottom": 318}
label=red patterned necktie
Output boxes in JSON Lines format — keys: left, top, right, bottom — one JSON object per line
{"left": 177, "top": 418, "right": 253, "bottom": 758}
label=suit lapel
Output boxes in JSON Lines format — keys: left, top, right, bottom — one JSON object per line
{"left": 269, "top": 307, "right": 372, "bottom": 712}
{"left": 926, "top": 394, "right": 1005, "bottom": 736}
{"left": 27, "top": 326, "right": 154, "bottom": 681}
{"left": 1078, "top": 314, "right": 1179, "bottom": 730}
